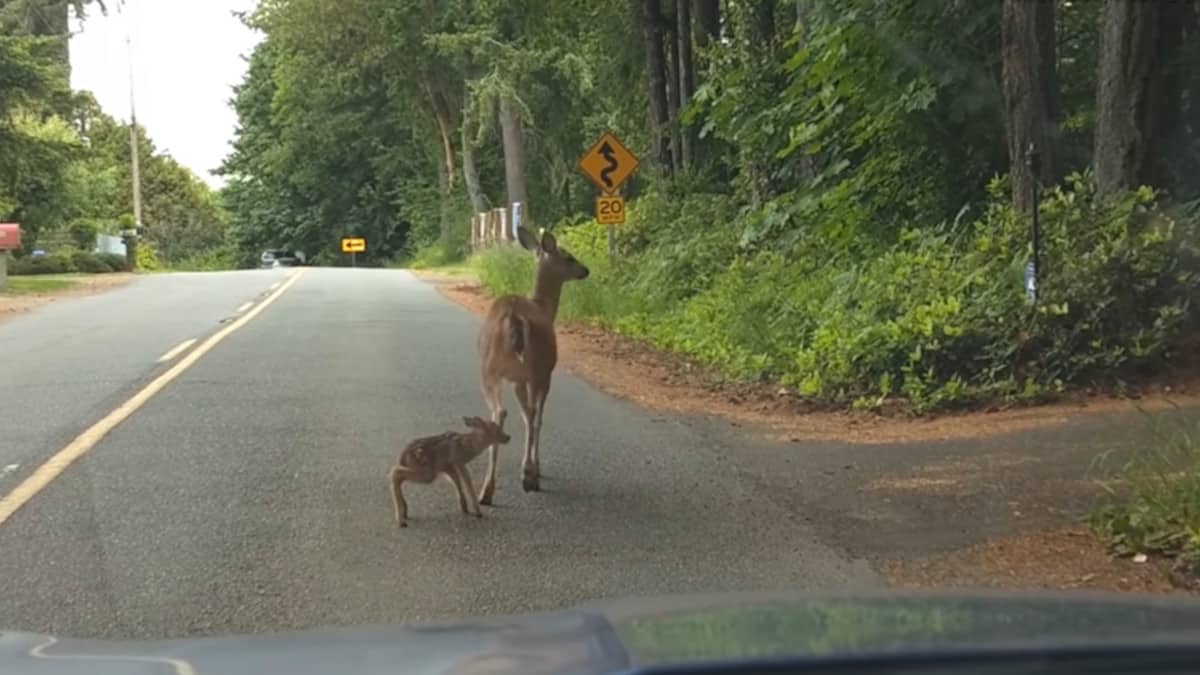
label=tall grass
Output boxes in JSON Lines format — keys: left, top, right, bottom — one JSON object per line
{"left": 1090, "top": 406, "right": 1200, "bottom": 563}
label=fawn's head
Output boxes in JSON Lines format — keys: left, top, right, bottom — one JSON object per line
{"left": 517, "top": 226, "right": 589, "bottom": 282}
{"left": 462, "top": 411, "right": 511, "bottom": 445}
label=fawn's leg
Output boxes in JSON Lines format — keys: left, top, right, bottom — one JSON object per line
{"left": 477, "top": 379, "right": 505, "bottom": 506}
{"left": 390, "top": 466, "right": 413, "bottom": 528}
{"left": 454, "top": 464, "right": 483, "bottom": 518}
{"left": 514, "top": 381, "right": 538, "bottom": 492}
{"left": 444, "top": 471, "right": 469, "bottom": 513}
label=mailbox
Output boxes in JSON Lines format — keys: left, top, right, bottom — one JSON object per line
{"left": 0, "top": 223, "right": 20, "bottom": 250}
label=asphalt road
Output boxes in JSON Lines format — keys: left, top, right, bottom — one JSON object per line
{"left": 0, "top": 268, "right": 878, "bottom": 640}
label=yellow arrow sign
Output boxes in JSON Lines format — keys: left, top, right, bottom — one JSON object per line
{"left": 341, "top": 237, "right": 366, "bottom": 253}
{"left": 578, "top": 131, "right": 640, "bottom": 195}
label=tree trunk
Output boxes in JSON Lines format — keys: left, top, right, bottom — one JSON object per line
{"left": 460, "top": 91, "right": 487, "bottom": 213}
{"left": 498, "top": 94, "right": 529, "bottom": 223}
{"left": 665, "top": 0, "right": 683, "bottom": 172}
{"left": 750, "top": 0, "right": 776, "bottom": 50}
{"left": 694, "top": 0, "right": 720, "bottom": 47}
{"left": 1093, "top": 0, "right": 1165, "bottom": 199}
{"left": 425, "top": 84, "right": 457, "bottom": 192}
{"left": 638, "top": 0, "right": 673, "bottom": 174}
{"left": 676, "top": 0, "right": 695, "bottom": 169}
{"left": 1001, "top": 0, "right": 1059, "bottom": 213}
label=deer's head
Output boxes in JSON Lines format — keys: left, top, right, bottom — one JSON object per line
{"left": 463, "top": 411, "right": 511, "bottom": 445}
{"left": 517, "top": 226, "right": 589, "bottom": 281}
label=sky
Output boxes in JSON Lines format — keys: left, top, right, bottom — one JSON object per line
{"left": 68, "top": 0, "right": 262, "bottom": 189}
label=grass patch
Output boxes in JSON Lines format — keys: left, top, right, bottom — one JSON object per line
{"left": 1090, "top": 406, "right": 1200, "bottom": 574}
{"left": 2, "top": 275, "right": 79, "bottom": 295}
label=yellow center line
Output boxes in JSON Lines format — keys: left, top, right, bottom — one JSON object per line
{"left": 0, "top": 270, "right": 305, "bottom": 527}
{"left": 156, "top": 338, "right": 197, "bottom": 363}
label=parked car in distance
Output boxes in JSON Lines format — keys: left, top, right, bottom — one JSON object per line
{"left": 260, "top": 249, "right": 300, "bottom": 268}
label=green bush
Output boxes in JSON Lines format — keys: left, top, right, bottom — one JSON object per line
{"left": 68, "top": 219, "right": 100, "bottom": 250}
{"left": 1090, "top": 408, "right": 1200, "bottom": 572}
{"left": 407, "top": 238, "right": 464, "bottom": 269}
{"left": 170, "top": 246, "right": 238, "bottom": 271}
{"left": 70, "top": 250, "right": 113, "bottom": 273}
{"left": 135, "top": 241, "right": 164, "bottom": 271}
{"left": 98, "top": 252, "right": 129, "bottom": 271}
{"left": 9, "top": 252, "right": 76, "bottom": 275}
{"left": 474, "top": 175, "right": 1199, "bottom": 413}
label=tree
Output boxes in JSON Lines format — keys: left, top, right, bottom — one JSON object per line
{"left": 1001, "top": 0, "right": 1059, "bottom": 213}
{"left": 1092, "top": 0, "right": 1190, "bottom": 199}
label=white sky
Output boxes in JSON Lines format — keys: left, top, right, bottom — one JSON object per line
{"left": 68, "top": 0, "right": 262, "bottom": 188}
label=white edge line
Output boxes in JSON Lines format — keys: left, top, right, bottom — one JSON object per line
{"left": 236, "top": 301, "right": 254, "bottom": 313}
{"left": 156, "top": 338, "right": 197, "bottom": 364}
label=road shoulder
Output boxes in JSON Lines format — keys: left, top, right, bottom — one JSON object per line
{"left": 1, "top": 273, "right": 136, "bottom": 323}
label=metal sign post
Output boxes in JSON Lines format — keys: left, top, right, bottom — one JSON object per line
{"left": 1026, "top": 143, "right": 1041, "bottom": 307}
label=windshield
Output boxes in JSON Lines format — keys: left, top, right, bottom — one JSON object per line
{"left": 1, "top": 0, "right": 1198, "bottom": 664}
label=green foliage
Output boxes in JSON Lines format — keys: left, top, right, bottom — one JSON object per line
{"left": 67, "top": 218, "right": 98, "bottom": 249}
{"left": 475, "top": 181, "right": 1198, "bottom": 413}
{"left": 168, "top": 245, "right": 239, "bottom": 272}
{"left": 1090, "top": 408, "right": 1200, "bottom": 567}
{"left": 96, "top": 251, "right": 127, "bottom": 271}
{"left": 134, "top": 241, "right": 163, "bottom": 272}
{"left": 1, "top": 276, "right": 76, "bottom": 294}
{"left": 8, "top": 249, "right": 118, "bottom": 275}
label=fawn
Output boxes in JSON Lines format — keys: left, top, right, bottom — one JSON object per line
{"left": 476, "top": 226, "right": 589, "bottom": 504}
{"left": 389, "top": 412, "right": 511, "bottom": 528}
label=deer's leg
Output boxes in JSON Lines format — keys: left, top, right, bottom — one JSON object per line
{"left": 525, "top": 379, "right": 550, "bottom": 492}
{"left": 454, "top": 464, "right": 484, "bottom": 518}
{"left": 444, "top": 470, "right": 469, "bottom": 513}
{"left": 390, "top": 466, "right": 413, "bottom": 528}
{"left": 513, "top": 381, "right": 538, "bottom": 493}
{"left": 477, "top": 379, "right": 505, "bottom": 506}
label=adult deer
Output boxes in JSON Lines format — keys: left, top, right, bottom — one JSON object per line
{"left": 476, "top": 226, "right": 589, "bottom": 504}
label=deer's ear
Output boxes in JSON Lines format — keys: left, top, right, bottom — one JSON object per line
{"left": 516, "top": 226, "right": 540, "bottom": 252}
{"left": 540, "top": 230, "right": 559, "bottom": 255}
{"left": 463, "top": 416, "right": 479, "bottom": 429}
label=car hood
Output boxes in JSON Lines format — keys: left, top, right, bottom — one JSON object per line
{"left": 5, "top": 590, "right": 1200, "bottom": 675}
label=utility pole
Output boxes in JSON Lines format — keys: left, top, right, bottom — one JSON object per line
{"left": 127, "top": 33, "right": 143, "bottom": 230}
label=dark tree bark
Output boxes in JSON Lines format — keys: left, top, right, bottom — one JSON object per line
{"left": 694, "top": 0, "right": 720, "bottom": 47}
{"left": 750, "top": 0, "right": 776, "bottom": 49}
{"left": 1001, "top": 0, "right": 1059, "bottom": 213}
{"left": 460, "top": 90, "right": 486, "bottom": 214}
{"left": 1092, "top": 0, "right": 1176, "bottom": 199}
{"left": 677, "top": 0, "right": 695, "bottom": 168}
{"left": 666, "top": 0, "right": 683, "bottom": 172}
{"left": 498, "top": 95, "right": 529, "bottom": 221}
{"left": 638, "top": 0, "right": 673, "bottom": 174}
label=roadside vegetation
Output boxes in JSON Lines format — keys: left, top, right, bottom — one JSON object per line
{"left": 2, "top": 1, "right": 235, "bottom": 274}
{"left": 218, "top": 0, "right": 1198, "bottom": 414}
{"left": 1090, "top": 408, "right": 1200, "bottom": 585}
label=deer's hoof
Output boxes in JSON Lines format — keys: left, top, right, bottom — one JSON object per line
{"left": 398, "top": 520, "right": 408, "bottom": 529}
{"left": 473, "top": 511, "right": 483, "bottom": 519}
{"left": 479, "top": 493, "right": 494, "bottom": 507}
{"left": 522, "top": 474, "right": 540, "bottom": 492}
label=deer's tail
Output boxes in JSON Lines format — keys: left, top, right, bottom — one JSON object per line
{"left": 506, "top": 313, "right": 528, "bottom": 357}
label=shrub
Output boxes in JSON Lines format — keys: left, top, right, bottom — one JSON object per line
{"left": 407, "top": 238, "right": 464, "bottom": 269}
{"left": 98, "top": 252, "right": 129, "bottom": 271}
{"left": 71, "top": 251, "right": 113, "bottom": 273}
{"left": 134, "top": 241, "right": 164, "bottom": 271}
{"left": 1090, "top": 407, "right": 1200, "bottom": 575}
{"left": 171, "top": 246, "right": 238, "bottom": 271}
{"left": 68, "top": 219, "right": 100, "bottom": 250}
{"left": 10, "top": 252, "right": 76, "bottom": 275}
{"left": 474, "top": 175, "right": 1199, "bottom": 413}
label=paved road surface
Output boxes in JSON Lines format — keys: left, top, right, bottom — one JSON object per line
{"left": 0, "top": 269, "right": 877, "bottom": 640}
